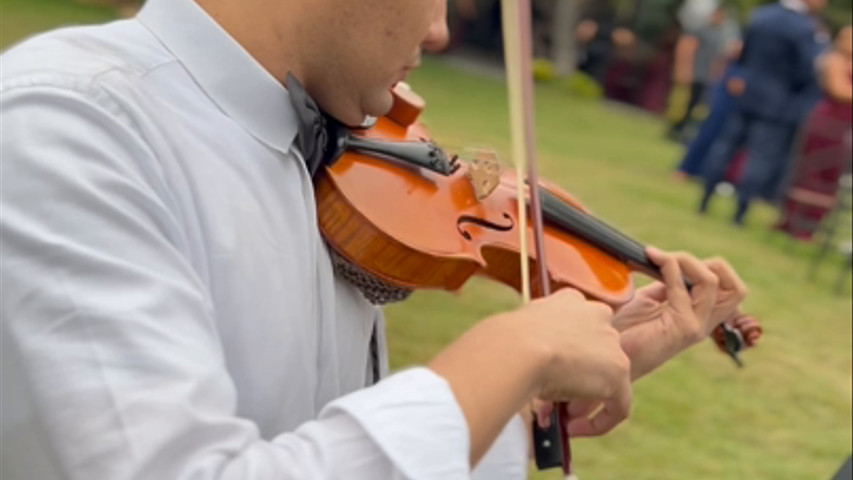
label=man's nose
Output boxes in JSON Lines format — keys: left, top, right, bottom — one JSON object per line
{"left": 421, "top": 1, "right": 450, "bottom": 53}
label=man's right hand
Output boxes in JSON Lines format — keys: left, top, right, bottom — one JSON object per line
{"left": 523, "top": 289, "right": 633, "bottom": 437}
{"left": 429, "top": 288, "right": 632, "bottom": 464}
{"left": 527, "top": 289, "right": 630, "bottom": 403}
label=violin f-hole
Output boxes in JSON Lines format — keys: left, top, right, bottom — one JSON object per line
{"left": 456, "top": 213, "right": 515, "bottom": 240}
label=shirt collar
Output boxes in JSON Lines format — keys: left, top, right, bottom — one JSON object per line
{"left": 780, "top": 0, "right": 809, "bottom": 13}
{"left": 137, "top": 0, "right": 297, "bottom": 154}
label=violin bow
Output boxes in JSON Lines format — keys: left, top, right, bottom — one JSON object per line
{"left": 499, "top": 0, "right": 574, "bottom": 477}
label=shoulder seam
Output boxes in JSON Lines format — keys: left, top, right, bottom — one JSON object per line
{"left": 1, "top": 75, "right": 133, "bottom": 132}
{"left": 1, "top": 58, "right": 179, "bottom": 137}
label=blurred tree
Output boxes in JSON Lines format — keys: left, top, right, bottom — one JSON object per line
{"left": 825, "top": 0, "right": 853, "bottom": 31}
{"left": 551, "top": 0, "right": 589, "bottom": 75}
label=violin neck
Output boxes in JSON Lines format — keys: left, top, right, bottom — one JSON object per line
{"left": 539, "top": 188, "right": 663, "bottom": 282}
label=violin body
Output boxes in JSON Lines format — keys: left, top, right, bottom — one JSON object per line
{"left": 316, "top": 87, "right": 636, "bottom": 306}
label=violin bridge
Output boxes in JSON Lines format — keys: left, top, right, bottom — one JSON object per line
{"left": 467, "top": 150, "right": 501, "bottom": 200}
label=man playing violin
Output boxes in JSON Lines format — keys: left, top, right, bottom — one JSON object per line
{"left": 0, "top": 0, "right": 751, "bottom": 478}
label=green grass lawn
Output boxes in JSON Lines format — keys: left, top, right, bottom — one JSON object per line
{"left": 3, "top": 3, "right": 851, "bottom": 479}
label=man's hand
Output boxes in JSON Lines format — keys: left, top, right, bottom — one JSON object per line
{"left": 540, "top": 249, "right": 747, "bottom": 439}
{"left": 527, "top": 289, "right": 633, "bottom": 438}
{"left": 727, "top": 77, "right": 747, "bottom": 96}
{"left": 536, "top": 290, "right": 634, "bottom": 437}
{"left": 529, "top": 289, "right": 631, "bottom": 405}
{"left": 430, "top": 288, "right": 632, "bottom": 462}
{"left": 613, "top": 247, "right": 748, "bottom": 380}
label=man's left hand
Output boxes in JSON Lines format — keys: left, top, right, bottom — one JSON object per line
{"left": 614, "top": 247, "right": 748, "bottom": 380}
{"left": 531, "top": 248, "right": 748, "bottom": 437}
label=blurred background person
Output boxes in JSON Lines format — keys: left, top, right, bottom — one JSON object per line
{"left": 674, "top": 46, "right": 745, "bottom": 180}
{"left": 675, "top": 73, "right": 746, "bottom": 181}
{"left": 667, "top": 5, "right": 738, "bottom": 142}
{"left": 634, "top": 13, "right": 681, "bottom": 113}
{"left": 447, "top": 0, "right": 480, "bottom": 51}
{"left": 698, "top": 0, "right": 829, "bottom": 226}
{"left": 674, "top": 8, "right": 745, "bottom": 180}
{"left": 775, "top": 25, "right": 852, "bottom": 240}
{"left": 576, "top": 1, "right": 624, "bottom": 85}
{"left": 760, "top": 16, "right": 835, "bottom": 200}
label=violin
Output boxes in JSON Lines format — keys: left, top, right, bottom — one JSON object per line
{"left": 314, "top": 84, "right": 762, "bottom": 474}
{"left": 314, "top": 79, "right": 763, "bottom": 475}
{"left": 315, "top": 83, "right": 762, "bottom": 357}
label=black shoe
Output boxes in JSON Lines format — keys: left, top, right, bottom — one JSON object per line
{"left": 666, "top": 128, "right": 683, "bottom": 142}
{"left": 698, "top": 194, "right": 711, "bottom": 215}
{"left": 734, "top": 201, "right": 749, "bottom": 226}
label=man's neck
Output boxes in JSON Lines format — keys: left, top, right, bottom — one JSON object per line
{"left": 195, "top": 0, "right": 303, "bottom": 86}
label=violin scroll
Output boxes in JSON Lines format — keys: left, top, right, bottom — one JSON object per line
{"left": 714, "top": 315, "right": 763, "bottom": 367}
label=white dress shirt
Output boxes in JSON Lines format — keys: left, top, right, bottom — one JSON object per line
{"left": 780, "top": 0, "right": 809, "bottom": 13}
{"left": 0, "top": 0, "right": 527, "bottom": 478}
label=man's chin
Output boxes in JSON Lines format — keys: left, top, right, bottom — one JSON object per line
{"left": 361, "top": 91, "right": 395, "bottom": 122}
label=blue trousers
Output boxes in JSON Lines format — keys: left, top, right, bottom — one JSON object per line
{"left": 678, "top": 65, "right": 742, "bottom": 177}
{"left": 700, "top": 110, "right": 795, "bottom": 223}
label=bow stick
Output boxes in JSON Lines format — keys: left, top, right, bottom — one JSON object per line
{"left": 499, "top": 0, "right": 574, "bottom": 477}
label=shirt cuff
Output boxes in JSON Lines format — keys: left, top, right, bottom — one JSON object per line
{"left": 471, "top": 414, "right": 528, "bottom": 480}
{"left": 322, "top": 367, "right": 470, "bottom": 480}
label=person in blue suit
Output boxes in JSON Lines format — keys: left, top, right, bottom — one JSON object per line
{"left": 676, "top": 63, "right": 743, "bottom": 179}
{"left": 698, "top": 0, "right": 828, "bottom": 225}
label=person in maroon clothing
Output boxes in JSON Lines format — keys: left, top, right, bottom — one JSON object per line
{"left": 776, "top": 26, "right": 852, "bottom": 240}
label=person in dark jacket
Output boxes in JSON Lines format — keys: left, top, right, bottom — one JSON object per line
{"left": 698, "top": 0, "right": 828, "bottom": 225}
{"left": 668, "top": 6, "right": 733, "bottom": 140}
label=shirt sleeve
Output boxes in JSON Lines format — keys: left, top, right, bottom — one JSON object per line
{"left": 0, "top": 84, "right": 470, "bottom": 480}
{"left": 471, "top": 414, "right": 529, "bottom": 480}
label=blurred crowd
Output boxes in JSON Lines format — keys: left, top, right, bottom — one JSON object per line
{"left": 676, "top": 0, "right": 852, "bottom": 237}
{"left": 449, "top": 0, "right": 852, "bottom": 239}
